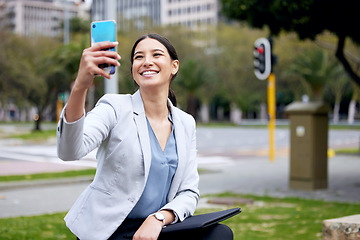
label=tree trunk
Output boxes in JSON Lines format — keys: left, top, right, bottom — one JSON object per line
{"left": 333, "top": 102, "right": 340, "bottom": 124}
{"left": 260, "top": 103, "right": 267, "bottom": 122}
{"left": 200, "top": 103, "right": 210, "bottom": 123}
{"left": 348, "top": 100, "right": 356, "bottom": 124}
{"left": 230, "top": 103, "right": 242, "bottom": 125}
{"left": 187, "top": 93, "right": 197, "bottom": 120}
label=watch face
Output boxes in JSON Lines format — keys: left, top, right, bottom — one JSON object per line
{"left": 155, "top": 212, "right": 165, "bottom": 221}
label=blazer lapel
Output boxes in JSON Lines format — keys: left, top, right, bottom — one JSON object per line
{"left": 132, "top": 90, "right": 151, "bottom": 180}
{"left": 168, "top": 101, "right": 187, "bottom": 198}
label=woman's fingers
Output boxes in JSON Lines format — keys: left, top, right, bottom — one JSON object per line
{"left": 79, "top": 46, "right": 121, "bottom": 79}
{"left": 89, "top": 41, "right": 119, "bottom": 51}
{"left": 93, "top": 56, "right": 121, "bottom": 68}
{"left": 91, "top": 50, "right": 121, "bottom": 60}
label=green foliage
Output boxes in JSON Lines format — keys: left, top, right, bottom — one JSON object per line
{"left": 325, "top": 63, "right": 351, "bottom": 102}
{"left": 0, "top": 28, "right": 87, "bottom": 128}
{"left": 283, "top": 46, "right": 353, "bottom": 103}
{"left": 70, "top": 17, "right": 91, "bottom": 34}
{"left": 0, "top": 17, "right": 357, "bottom": 123}
{"left": 220, "top": 0, "right": 360, "bottom": 43}
{"left": 177, "top": 59, "right": 207, "bottom": 92}
{"left": 212, "top": 23, "right": 267, "bottom": 110}
{"left": 176, "top": 58, "right": 215, "bottom": 117}
{"left": 220, "top": 0, "right": 360, "bottom": 88}
{"left": 0, "top": 33, "right": 62, "bottom": 122}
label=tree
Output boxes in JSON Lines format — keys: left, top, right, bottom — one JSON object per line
{"left": 325, "top": 64, "right": 351, "bottom": 123}
{"left": 0, "top": 34, "right": 57, "bottom": 127}
{"left": 0, "top": 32, "right": 85, "bottom": 129}
{"left": 285, "top": 49, "right": 340, "bottom": 101}
{"left": 176, "top": 59, "right": 209, "bottom": 119}
{"left": 220, "top": 0, "right": 360, "bottom": 87}
{"left": 348, "top": 82, "right": 359, "bottom": 124}
{"left": 215, "top": 23, "right": 266, "bottom": 120}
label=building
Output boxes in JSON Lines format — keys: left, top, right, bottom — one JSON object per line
{"left": 91, "top": 0, "right": 219, "bottom": 31}
{"left": 0, "top": 0, "right": 89, "bottom": 38}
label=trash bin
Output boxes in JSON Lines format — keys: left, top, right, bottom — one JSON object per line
{"left": 285, "top": 101, "right": 328, "bottom": 190}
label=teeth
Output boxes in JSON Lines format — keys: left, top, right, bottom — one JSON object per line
{"left": 142, "top": 71, "right": 157, "bottom": 76}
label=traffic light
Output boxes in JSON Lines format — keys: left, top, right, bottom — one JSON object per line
{"left": 254, "top": 38, "right": 271, "bottom": 80}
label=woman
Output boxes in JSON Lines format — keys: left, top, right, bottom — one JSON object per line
{"left": 57, "top": 34, "right": 233, "bottom": 240}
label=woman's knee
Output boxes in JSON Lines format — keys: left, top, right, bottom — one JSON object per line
{"left": 159, "top": 223, "right": 233, "bottom": 240}
{"left": 202, "top": 223, "right": 233, "bottom": 240}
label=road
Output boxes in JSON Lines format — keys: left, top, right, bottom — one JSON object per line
{"left": 196, "top": 127, "right": 359, "bottom": 153}
{"left": 0, "top": 127, "right": 358, "bottom": 169}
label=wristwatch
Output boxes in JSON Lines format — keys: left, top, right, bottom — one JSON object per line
{"left": 150, "top": 212, "right": 165, "bottom": 227}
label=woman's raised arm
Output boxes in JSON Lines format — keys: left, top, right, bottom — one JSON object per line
{"left": 65, "top": 41, "right": 121, "bottom": 122}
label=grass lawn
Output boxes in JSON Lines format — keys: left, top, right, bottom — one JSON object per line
{"left": 198, "top": 193, "right": 360, "bottom": 240}
{"left": 335, "top": 148, "right": 359, "bottom": 155}
{"left": 1, "top": 193, "right": 359, "bottom": 240}
{"left": 0, "top": 169, "right": 96, "bottom": 182}
{"left": 3, "top": 129, "right": 57, "bottom": 142}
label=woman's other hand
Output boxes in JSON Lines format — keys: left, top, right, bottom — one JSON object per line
{"left": 132, "top": 216, "right": 163, "bottom": 240}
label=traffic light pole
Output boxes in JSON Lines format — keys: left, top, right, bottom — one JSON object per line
{"left": 254, "top": 37, "right": 276, "bottom": 162}
{"left": 267, "top": 73, "right": 276, "bottom": 162}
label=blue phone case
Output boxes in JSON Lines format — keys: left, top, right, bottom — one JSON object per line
{"left": 91, "top": 20, "right": 116, "bottom": 74}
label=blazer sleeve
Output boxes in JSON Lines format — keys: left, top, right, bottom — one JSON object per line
{"left": 57, "top": 94, "right": 118, "bottom": 161}
{"left": 161, "top": 114, "right": 200, "bottom": 222}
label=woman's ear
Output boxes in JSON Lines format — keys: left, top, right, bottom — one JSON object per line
{"left": 171, "top": 60, "right": 179, "bottom": 75}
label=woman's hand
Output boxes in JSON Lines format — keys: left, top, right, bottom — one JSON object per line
{"left": 64, "top": 42, "right": 120, "bottom": 122}
{"left": 132, "top": 215, "right": 163, "bottom": 240}
{"left": 75, "top": 41, "right": 121, "bottom": 91}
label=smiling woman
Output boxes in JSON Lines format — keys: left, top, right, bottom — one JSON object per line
{"left": 57, "top": 33, "right": 233, "bottom": 240}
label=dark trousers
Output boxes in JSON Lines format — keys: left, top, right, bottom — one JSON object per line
{"left": 77, "top": 218, "right": 233, "bottom": 240}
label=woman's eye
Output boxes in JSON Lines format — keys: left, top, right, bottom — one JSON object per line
{"left": 154, "top": 53, "right": 162, "bottom": 57}
{"left": 134, "top": 55, "right": 143, "bottom": 60}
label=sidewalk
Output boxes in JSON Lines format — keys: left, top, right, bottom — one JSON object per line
{"left": 0, "top": 152, "right": 359, "bottom": 218}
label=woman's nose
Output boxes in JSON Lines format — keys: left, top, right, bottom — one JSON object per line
{"left": 143, "top": 56, "right": 153, "bottom": 66}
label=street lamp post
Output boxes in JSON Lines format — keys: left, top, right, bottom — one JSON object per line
{"left": 104, "top": 0, "right": 118, "bottom": 94}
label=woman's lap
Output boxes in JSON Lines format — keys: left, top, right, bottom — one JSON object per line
{"left": 77, "top": 219, "right": 233, "bottom": 240}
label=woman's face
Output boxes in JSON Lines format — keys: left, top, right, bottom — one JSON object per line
{"left": 132, "top": 38, "right": 179, "bottom": 91}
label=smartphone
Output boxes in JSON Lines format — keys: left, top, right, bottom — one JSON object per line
{"left": 90, "top": 20, "right": 117, "bottom": 75}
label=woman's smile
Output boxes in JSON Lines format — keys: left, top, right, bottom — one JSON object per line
{"left": 141, "top": 70, "right": 159, "bottom": 77}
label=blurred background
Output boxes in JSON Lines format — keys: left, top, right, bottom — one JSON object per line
{"left": 1, "top": 1, "right": 360, "bottom": 239}
{"left": 0, "top": 0, "right": 359, "bottom": 128}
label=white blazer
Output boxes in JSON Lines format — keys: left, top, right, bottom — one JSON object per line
{"left": 57, "top": 90, "right": 200, "bottom": 240}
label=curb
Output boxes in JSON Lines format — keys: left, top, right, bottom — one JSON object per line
{"left": 0, "top": 176, "right": 93, "bottom": 191}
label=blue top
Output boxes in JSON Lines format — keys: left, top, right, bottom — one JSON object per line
{"left": 127, "top": 113, "right": 178, "bottom": 219}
